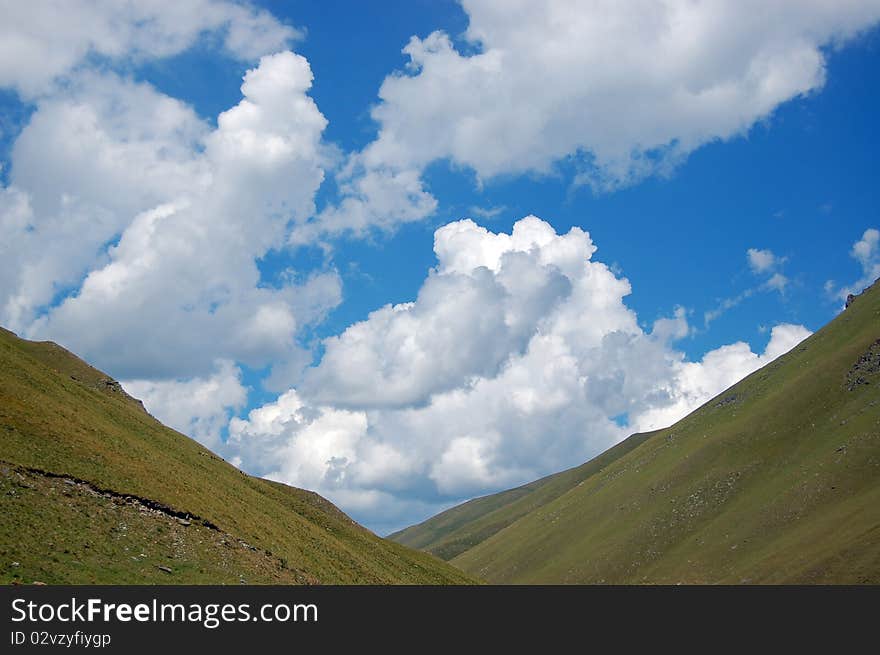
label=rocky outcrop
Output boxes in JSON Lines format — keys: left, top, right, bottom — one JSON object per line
{"left": 846, "top": 339, "right": 880, "bottom": 391}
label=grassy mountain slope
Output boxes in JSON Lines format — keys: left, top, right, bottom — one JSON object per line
{"left": 389, "top": 431, "right": 653, "bottom": 560}
{"left": 0, "top": 328, "right": 476, "bottom": 585}
{"left": 403, "top": 281, "right": 880, "bottom": 584}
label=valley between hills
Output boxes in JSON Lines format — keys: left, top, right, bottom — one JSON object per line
{"left": 2, "top": 281, "right": 879, "bottom": 584}
{"left": 391, "top": 280, "right": 880, "bottom": 584}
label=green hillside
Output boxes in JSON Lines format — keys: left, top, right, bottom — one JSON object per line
{"left": 0, "top": 328, "right": 476, "bottom": 585}
{"left": 396, "top": 281, "right": 880, "bottom": 584}
{"left": 389, "top": 431, "right": 653, "bottom": 560}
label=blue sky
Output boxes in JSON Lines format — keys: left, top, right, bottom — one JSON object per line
{"left": 1, "top": 1, "right": 879, "bottom": 532}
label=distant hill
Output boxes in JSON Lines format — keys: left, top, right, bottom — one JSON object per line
{"left": 389, "top": 431, "right": 654, "bottom": 561}
{"left": 0, "top": 328, "right": 476, "bottom": 585}
{"left": 392, "top": 281, "right": 880, "bottom": 584}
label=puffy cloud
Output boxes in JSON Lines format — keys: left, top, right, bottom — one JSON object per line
{"left": 0, "top": 0, "right": 299, "bottom": 97}
{"left": 289, "top": 163, "right": 436, "bottom": 245}
{"left": 630, "top": 323, "right": 812, "bottom": 431}
{"left": 122, "top": 360, "right": 247, "bottom": 450}
{"left": 2, "top": 52, "right": 340, "bottom": 381}
{"left": 826, "top": 228, "right": 880, "bottom": 301}
{"left": 366, "top": 0, "right": 880, "bottom": 187}
{"left": 852, "top": 227, "right": 880, "bottom": 266}
{"left": 301, "top": 217, "right": 586, "bottom": 407}
{"left": 848, "top": 227, "right": 880, "bottom": 290}
{"left": 0, "top": 73, "right": 208, "bottom": 331}
{"left": 229, "top": 216, "right": 812, "bottom": 532}
{"left": 229, "top": 389, "right": 370, "bottom": 492}
{"left": 747, "top": 247, "right": 788, "bottom": 292}
{"left": 301, "top": 0, "right": 880, "bottom": 242}
{"left": 651, "top": 306, "right": 690, "bottom": 343}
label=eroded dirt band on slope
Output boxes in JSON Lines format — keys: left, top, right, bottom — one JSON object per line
{"left": 2, "top": 460, "right": 218, "bottom": 528}
{"left": 0, "top": 461, "right": 317, "bottom": 584}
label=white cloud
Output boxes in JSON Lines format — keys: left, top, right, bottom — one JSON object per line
{"left": 630, "top": 323, "right": 811, "bottom": 431}
{"left": 122, "top": 360, "right": 247, "bottom": 450}
{"left": 704, "top": 246, "right": 789, "bottom": 326}
{"left": 651, "top": 306, "right": 690, "bottom": 342}
{"left": 468, "top": 205, "right": 505, "bottom": 220}
{"left": 229, "top": 389, "right": 370, "bottom": 491}
{"left": 747, "top": 248, "right": 777, "bottom": 274}
{"left": 301, "top": 216, "right": 588, "bottom": 408}
{"left": 764, "top": 272, "right": 789, "bottom": 293}
{"left": 289, "top": 162, "right": 436, "bottom": 246}
{"left": 704, "top": 289, "right": 754, "bottom": 327}
{"left": 368, "top": 0, "right": 880, "bottom": 186}
{"left": 747, "top": 247, "right": 788, "bottom": 291}
{"left": 13, "top": 71, "right": 209, "bottom": 219}
{"left": 1, "top": 51, "right": 340, "bottom": 382}
{"left": 229, "top": 216, "right": 812, "bottom": 532}
{"left": 0, "top": 0, "right": 299, "bottom": 97}
{"left": 848, "top": 227, "right": 880, "bottom": 290}
{"left": 300, "top": 0, "right": 880, "bottom": 242}
{"left": 0, "top": 73, "right": 208, "bottom": 331}
{"left": 826, "top": 227, "right": 880, "bottom": 301}
{"left": 852, "top": 227, "right": 880, "bottom": 265}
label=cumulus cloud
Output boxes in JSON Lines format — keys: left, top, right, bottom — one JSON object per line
{"left": 0, "top": 46, "right": 343, "bottom": 464}
{"left": 229, "top": 216, "right": 812, "bottom": 532}
{"left": 297, "top": 0, "right": 880, "bottom": 242}
{"left": 289, "top": 162, "right": 436, "bottom": 245}
{"left": 122, "top": 360, "right": 247, "bottom": 450}
{"left": 852, "top": 227, "right": 880, "bottom": 267}
{"left": 827, "top": 228, "right": 880, "bottom": 301}
{"left": 301, "top": 217, "right": 586, "bottom": 407}
{"left": 748, "top": 247, "right": 788, "bottom": 292}
{"left": 0, "top": 0, "right": 299, "bottom": 97}
{"left": 631, "top": 323, "right": 811, "bottom": 430}
{"left": 0, "top": 73, "right": 208, "bottom": 331}
{"left": 370, "top": 0, "right": 880, "bottom": 186}
{"left": 1, "top": 52, "right": 340, "bottom": 384}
